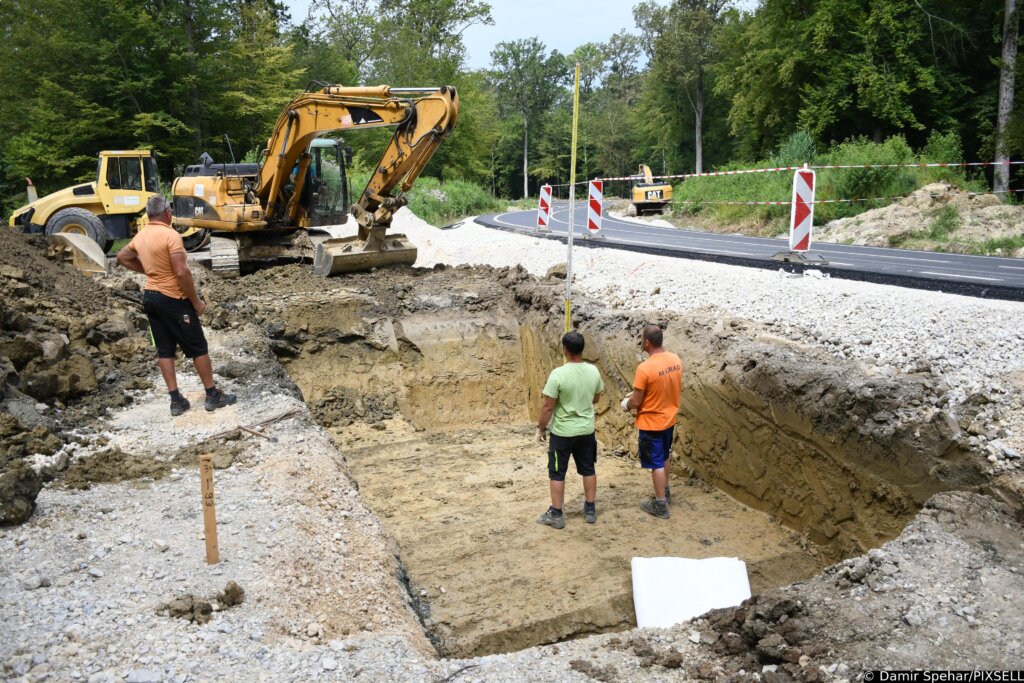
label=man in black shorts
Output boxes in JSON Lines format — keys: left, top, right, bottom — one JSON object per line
{"left": 535, "top": 331, "right": 605, "bottom": 529}
{"left": 116, "top": 196, "right": 236, "bottom": 416}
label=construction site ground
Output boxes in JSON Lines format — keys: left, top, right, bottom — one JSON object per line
{"left": 2, "top": 210, "right": 1023, "bottom": 681}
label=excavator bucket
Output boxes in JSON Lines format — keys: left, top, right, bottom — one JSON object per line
{"left": 313, "top": 231, "right": 417, "bottom": 277}
{"left": 47, "top": 232, "right": 110, "bottom": 276}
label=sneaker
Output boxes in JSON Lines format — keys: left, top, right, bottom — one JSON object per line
{"left": 640, "top": 496, "right": 670, "bottom": 519}
{"left": 205, "top": 388, "right": 237, "bottom": 412}
{"left": 537, "top": 507, "right": 565, "bottom": 530}
{"left": 584, "top": 503, "right": 597, "bottom": 524}
{"left": 170, "top": 397, "right": 191, "bottom": 417}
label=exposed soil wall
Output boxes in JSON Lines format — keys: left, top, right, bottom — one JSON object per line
{"left": 514, "top": 276, "right": 987, "bottom": 558}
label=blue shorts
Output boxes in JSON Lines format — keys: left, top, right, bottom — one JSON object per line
{"left": 638, "top": 427, "right": 673, "bottom": 470}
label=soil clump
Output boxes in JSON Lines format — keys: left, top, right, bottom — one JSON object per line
{"left": 158, "top": 580, "right": 246, "bottom": 624}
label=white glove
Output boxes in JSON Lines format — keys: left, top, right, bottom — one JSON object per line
{"left": 535, "top": 425, "right": 548, "bottom": 443}
{"left": 620, "top": 396, "right": 631, "bottom": 412}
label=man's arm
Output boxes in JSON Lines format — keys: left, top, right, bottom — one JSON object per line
{"left": 116, "top": 245, "right": 145, "bottom": 274}
{"left": 538, "top": 396, "right": 557, "bottom": 431}
{"left": 170, "top": 251, "right": 205, "bottom": 315}
{"left": 626, "top": 388, "right": 645, "bottom": 411}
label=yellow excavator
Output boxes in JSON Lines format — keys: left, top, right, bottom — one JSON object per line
{"left": 171, "top": 83, "right": 458, "bottom": 277}
{"left": 629, "top": 164, "right": 673, "bottom": 215}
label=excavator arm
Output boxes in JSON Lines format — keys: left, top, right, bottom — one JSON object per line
{"left": 258, "top": 84, "right": 459, "bottom": 238}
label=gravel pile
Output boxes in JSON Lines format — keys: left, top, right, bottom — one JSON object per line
{"left": 398, "top": 209, "right": 1024, "bottom": 468}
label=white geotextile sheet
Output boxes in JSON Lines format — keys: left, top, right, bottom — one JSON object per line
{"left": 631, "top": 556, "right": 751, "bottom": 628}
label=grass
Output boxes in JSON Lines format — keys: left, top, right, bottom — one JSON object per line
{"left": 665, "top": 132, "right": 990, "bottom": 236}
{"left": 348, "top": 172, "right": 503, "bottom": 225}
{"left": 976, "top": 235, "right": 1024, "bottom": 255}
{"left": 887, "top": 205, "right": 961, "bottom": 247}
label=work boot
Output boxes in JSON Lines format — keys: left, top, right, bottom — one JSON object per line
{"left": 205, "top": 387, "right": 237, "bottom": 412}
{"left": 584, "top": 501, "right": 597, "bottom": 524}
{"left": 537, "top": 506, "right": 565, "bottom": 530}
{"left": 640, "top": 496, "right": 670, "bottom": 519}
{"left": 170, "top": 396, "right": 191, "bottom": 417}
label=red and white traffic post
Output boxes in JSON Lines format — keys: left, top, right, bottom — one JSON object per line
{"left": 536, "top": 184, "right": 552, "bottom": 232}
{"left": 772, "top": 164, "right": 828, "bottom": 265}
{"left": 789, "top": 166, "right": 815, "bottom": 251}
{"left": 586, "top": 179, "right": 606, "bottom": 240}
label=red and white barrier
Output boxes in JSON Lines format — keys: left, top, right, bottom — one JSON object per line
{"left": 587, "top": 180, "right": 604, "bottom": 238}
{"left": 536, "top": 184, "right": 552, "bottom": 232}
{"left": 789, "top": 167, "right": 815, "bottom": 252}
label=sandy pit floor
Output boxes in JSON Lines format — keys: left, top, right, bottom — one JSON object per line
{"left": 324, "top": 418, "right": 826, "bottom": 657}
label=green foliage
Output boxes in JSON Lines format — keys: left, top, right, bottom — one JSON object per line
{"left": 672, "top": 134, "right": 992, "bottom": 228}
{"left": 978, "top": 235, "right": 1024, "bottom": 254}
{"left": 347, "top": 170, "right": 501, "bottom": 224}
{"left": 403, "top": 177, "right": 503, "bottom": 224}
{"left": 775, "top": 131, "right": 817, "bottom": 167}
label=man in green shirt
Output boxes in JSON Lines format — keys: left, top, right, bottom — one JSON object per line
{"left": 535, "top": 331, "right": 605, "bottom": 529}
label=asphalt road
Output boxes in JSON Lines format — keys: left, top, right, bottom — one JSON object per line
{"left": 474, "top": 201, "right": 1024, "bottom": 301}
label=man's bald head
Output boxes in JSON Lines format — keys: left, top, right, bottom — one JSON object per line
{"left": 642, "top": 324, "right": 663, "bottom": 349}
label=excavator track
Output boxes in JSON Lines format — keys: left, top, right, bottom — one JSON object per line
{"left": 208, "top": 235, "right": 240, "bottom": 278}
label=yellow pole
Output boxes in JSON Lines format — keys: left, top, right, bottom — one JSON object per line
{"left": 565, "top": 62, "right": 581, "bottom": 334}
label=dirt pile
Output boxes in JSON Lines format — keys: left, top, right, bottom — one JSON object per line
{"left": 0, "top": 229, "right": 153, "bottom": 523}
{"left": 157, "top": 580, "right": 246, "bottom": 624}
{"left": 817, "top": 183, "right": 1024, "bottom": 253}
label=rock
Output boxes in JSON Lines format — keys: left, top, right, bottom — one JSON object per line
{"left": 211, "top": 450, "right": 235, "bottom": 469}
{"left": 0, "top": 465, "right": 43, "bottom": 524}
{"left": 322, "top": 657, "right": 338, "bottom": 671}
{"left": 545, "top": 263, "right": 567, "bottom": 280}
{"left": 219, "top": 581, "right": 245, "bottom": 607}
{"left": 306, "top": 621, "right": 322, "bottom": 638}
{"left": 0, "top": 337, "right": 43, "bottom": 370}
{"left": 88, "top": 568, "right": 104, "bottom": 578}
{"left": 21, "top": 573, "right": 43, "bottom": 590}
{"left": 153, "top": 539, "right": 170, "bottom": 553}
{"left": 126, "top": 668, "right": 162, "bottom": 683}
{"left": 756, "top": 633, "right": 788, "bottom": 660}
{"left": 902, "top": 611, "right": 923, "bottom": 628}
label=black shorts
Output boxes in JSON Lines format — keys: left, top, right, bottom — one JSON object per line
{"left": 548, "top": 432, "right": 597, "bottom": 481}
{"left": 143, "top": 290, "right": 209, "bottom": 359}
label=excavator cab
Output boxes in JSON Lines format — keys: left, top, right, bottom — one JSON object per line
{"left": 305, "top": 138, "right": 351, "bottom": 227}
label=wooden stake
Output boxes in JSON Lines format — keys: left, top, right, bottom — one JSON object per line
{"left": 199, "top": 454, "right": 220, "bottom": 564}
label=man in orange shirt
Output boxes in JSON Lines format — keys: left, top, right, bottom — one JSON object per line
{"left": 621, "top": 324, "right": 682, "bottom": 519}
{"left": 116, "top": 196, "right": 236, "bottom": 417}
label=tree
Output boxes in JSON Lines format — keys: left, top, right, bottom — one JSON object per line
{"left": 489, "top": 38, "right": 567, "bottom": 197}
{"left": 994, "top": 0, "right": 1020, "bottom": 194}
{"left": 635, "top": 0, "right": 729, "bottom": 174}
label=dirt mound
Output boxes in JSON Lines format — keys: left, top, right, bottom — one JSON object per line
{"left": 0, "top": 229, "right": 155, "bottom": 523}
{"left": 817, "top": 183, "right": 1024, "bottom": 253}
{"left": 157, "top": 580, "right": 246, "bottom": 625}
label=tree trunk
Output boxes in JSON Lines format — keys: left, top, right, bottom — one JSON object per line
{"left": 995, "top": 0, "right": 1019, "bottom": 195}
{"left": 694, "top": 71, "right": 704, "bottom": 175}
{"left": 183, "top": 0, "right": 204, "bottom": 156}
{"left": 522, "top": 114, "right": 529, "bottom": 198}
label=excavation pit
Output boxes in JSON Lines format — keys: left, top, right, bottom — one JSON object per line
{"left": 248, "top": 264, "right": 979, "bottom": 658}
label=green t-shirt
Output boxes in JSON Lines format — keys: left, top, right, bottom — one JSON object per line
{"left": 542, "top": 362, "right": 605, "bottom": 437}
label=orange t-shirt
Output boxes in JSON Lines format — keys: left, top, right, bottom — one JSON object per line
{"left": 128, "top": 221, "right": 186, "bottom": 299}
{"left": 633, "top": 351, "right": 683, "bottom": 431}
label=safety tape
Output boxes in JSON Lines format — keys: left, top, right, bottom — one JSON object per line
{"left": 666, "top": 188, "right": 1024, "bottom": 207}
{"left": 546, "top": 160, "right": 1024, "bottom": 187}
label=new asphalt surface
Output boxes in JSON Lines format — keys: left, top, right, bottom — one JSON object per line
{"left": 474, "top": 201, "right": 1024, "bottom": 301}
